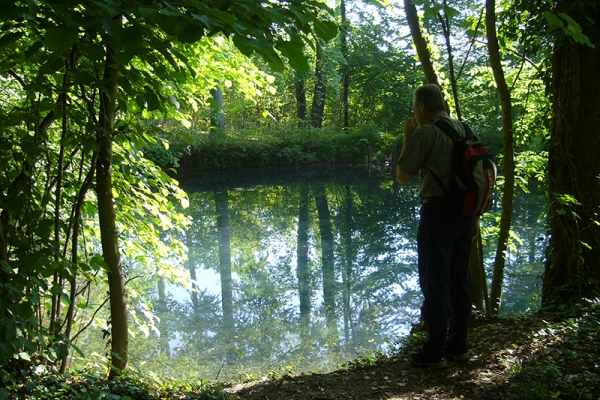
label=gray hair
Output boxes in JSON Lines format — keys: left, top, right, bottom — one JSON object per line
{"left": 413, "top": 84, "right": 446, "bottom": 113}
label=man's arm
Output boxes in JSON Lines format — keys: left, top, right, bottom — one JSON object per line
{"left": 396, "top": 117, "right": 418, "bottom": 183}
{"left": 396, "top": 166, "right": 415, "bottom": 183}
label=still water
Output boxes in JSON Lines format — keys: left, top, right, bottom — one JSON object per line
{"left": 131, "top": 166, "right": 547, "bottom": 381}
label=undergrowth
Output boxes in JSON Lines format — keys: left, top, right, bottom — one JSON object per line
{"left": 146, "top": 124, "right": 401, "bottom": 171}
{"left": 507, "top": 300, "right": 600, "bottom": 399}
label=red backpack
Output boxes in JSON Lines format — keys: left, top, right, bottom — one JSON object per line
{"left": 431, "top": 119, "right": 497, "bottom": 216}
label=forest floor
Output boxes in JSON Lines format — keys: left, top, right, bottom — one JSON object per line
{"left": 224, "top": 306, "right": 600, "bottom": 400}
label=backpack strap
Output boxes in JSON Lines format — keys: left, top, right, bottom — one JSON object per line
{"left": 433, "top": 119, "right": 475, "bottom": 143}
{"left": 428, "top": 119, "right": 471, "bottom": 196}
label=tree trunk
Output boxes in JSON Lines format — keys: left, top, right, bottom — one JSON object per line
{"left": 210, "top": 84, "right": 224, "bottom": 130}
{"left": 97, "top": 42, "right": 128, "bottom": 377}
{"left": 470, "top": 223, "right": 490, "bottom": 313}
{"left": 295, "top": 70, "right": 307, "bottom": 125}
{"left": 543, "top": 0, "right": 600, "bottom": 307}
{"left": 341, "top": 186, "right": 355, "bottom": 342}
{"left": 296, "top": 185, "right": 311, "bottom": 322}
{"left": 486, "top": 0, "right": 516, "bottom": 315}
{"left": 214, "top": 190, "right": 236, "bottom": 360}
{"left": 313, "top": 184, "right": 336, "bottom": 329}
{"left": 404, "top": 0, "right": 441, "bottom": 86}
{"left": 156, "top": 278, "right": 171, "bottom": 358}
{"left": 437, "top": 0, "right": 461, "bottom": 120}
{"left": 340, "top": 0, "right": 350, "bottom": 128}
{"left": 310, "top": 40, "right": 327, "bottom": 128}
{"left": 61, "top": 152, "right": 97, "bottom": 374}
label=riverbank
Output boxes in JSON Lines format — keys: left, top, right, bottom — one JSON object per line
{"left": 226, "top": 305, "right": 600, "bottom": 399}
{"left": 6, "top": 302, "right": 599, "bottom": 399}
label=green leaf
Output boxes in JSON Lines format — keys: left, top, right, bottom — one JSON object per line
{"left": 5, "top": 325, "right": 16, "bottom": 342}
{"left": 81, "top": 41, "right": 106, "bottom": 62}
{"left": 313, "top": 20, "right": 338, "bottom": 41}
{"left": 277, "top": 35, "right": 309, "bottom": 71}
{"left": 24, "top": 41, "right": 43, "bottom": 59}
{"left": 52, "top": 342, "right": 69, "bottom": 360}
{"left": 443, "top": 6, "right": 461, "bottom": 19}
{"left": 0, "top": 31, "right": 23, "bottom": 49}
{"left": 177, "top": 21, "right": 205, "bottom": 43}
{"left": 44, "top": 25, "right": 79, "bottom": 53}
{"left": 558, "top": 12, "right": 595, "bottom": 48}
{"left": 74, "top": 71, "right": 96, "bottom": 85}
{"left": 145, "top": 90, "right": 161, "bottom": 111}
{"left": 39, "top": 55, "right": 64, "bottom": 75}
{"left": 138, "top": 5, "right": 159, "bottom": 18}
{"left": 0, "top": 4, "right": 28, "bottom": 22}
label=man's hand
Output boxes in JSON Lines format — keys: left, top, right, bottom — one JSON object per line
{"left": 403, "top": 117, "right": 418, "bottom": 143}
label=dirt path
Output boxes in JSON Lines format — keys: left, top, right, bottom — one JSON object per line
{"left": 225, "top": 315, "right": 524, "bottom": 399}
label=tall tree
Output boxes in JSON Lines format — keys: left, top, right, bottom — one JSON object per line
{"left": 214, "top": 190, "right": 236, "bottom": 360}
{"left": 96, "top": 34, "right": 128, "bottom": 376}
{"left": 0, "top": 0, "right": 337, "bottom": 376}
{"left": 404, "top": 0, "right": 442, "bottom": 87}
{"left": 486, "top": 0, "right": 516, "bottom": 315}
{"left": 340, "top": 0, "right": 350, "bottom": 128}
{"left": 543, "top": 0, "right": 600, "bottom": 306}
{"left": 313, "top": 184, "right": 337, "bottom": 329}
{"left": 310, "top": 39, "right": 327, "bottom": 128}
{"left": 297, "top": 185, "right": 312, "bottom": 322}
{"left": 210, "top": 84, "right": 225, "bottom": 130}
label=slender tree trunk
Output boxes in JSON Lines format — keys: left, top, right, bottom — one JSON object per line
{"left": 437, "top": 0, "right": 461, "bottom": 120}
{"left": 214, "top": 190, "right": 236, "bottom": 360}
{"left": 470, "top": 223, "right": 491, "bottom": 313}
{"left": 296, "top": 185, "right": 311, "bottom": 322}
{"left": 51, "top": 70, "right": 69, "bottom": 333}
{"left": 486, "top": 0, "right": 516, "bottom": 315}
{"left": 404, "top": 0, "right": 441, "bottom": 87}
{"left": 310, "top": 40, "right": 327, "bottom": 128}
{"left": 313, "top": 184, "right": 336, "bottom": 329}
{"left": 543, "top": 0, "right": 600, "bottom": 307}
{"left": 295, "top": 70, "right": 307, "bottom": 125}
{"left": 156, "top": 278, "right": 171, "bottom": 358}
{"left": 97, "top": 41, "right": 128, "bottom": 377}
{"left": 340, "top": 0, "right": 350, "bottom": 128}
{"left": 60, "top": 151, "right": 97, "bottom": 373}
{"left": 341, "top": 186, "right": 354, "bottom": 343}
{"left": 210, "top": 83, "right": 224, "bottom": 130}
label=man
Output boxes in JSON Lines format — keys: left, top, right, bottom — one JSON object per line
{"left": 397, "top": 84, "right": 476, "bottom": 369}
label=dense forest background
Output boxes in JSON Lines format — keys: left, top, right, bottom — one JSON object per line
{"left": 0, "top": 0, "right": 598, "bottom": 396}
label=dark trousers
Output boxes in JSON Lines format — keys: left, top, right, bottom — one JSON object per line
{"left": 417, "top": 202, "right": 476, "bottom": 356}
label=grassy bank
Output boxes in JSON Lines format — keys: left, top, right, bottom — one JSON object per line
{"left": 145, "top": 125, "right": 401, "bottom": 172}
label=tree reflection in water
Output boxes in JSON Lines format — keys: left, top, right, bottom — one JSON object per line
{"left": 120, "top": 167, "right": 548, "bottom": 381}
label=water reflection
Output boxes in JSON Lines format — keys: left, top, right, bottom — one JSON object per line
{"left": 145, "top": 167, "right": 546, "bottom": 381}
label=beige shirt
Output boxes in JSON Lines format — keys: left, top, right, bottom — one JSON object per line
{"left": 397, "top": 111, "right": 465, "bottom": 198}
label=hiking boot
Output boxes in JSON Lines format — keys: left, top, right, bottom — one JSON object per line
{"left": 444, "top": 349, "right": 470, "bottom": 362}
{"left": 409, "top": 351, "right": 448, "bottom": 369}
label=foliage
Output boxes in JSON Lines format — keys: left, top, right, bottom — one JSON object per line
{"left": 0, "top": 0, "right": 559, "bottom": 384}
{"left": 1, "top": 369, "right": 228, "bottom": 400}
{"left": 163, "top": 124, "right": 399, "bottom": 171}
{"left": 0, "top": 0, "right": 340, "bottom": 378}
{"left": 508, "top": 300, "right": 600, "bottom": 399}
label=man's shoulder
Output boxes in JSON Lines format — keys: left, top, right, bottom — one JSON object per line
{"left": 430, "top": 115, "right": 465, "bottom": 137}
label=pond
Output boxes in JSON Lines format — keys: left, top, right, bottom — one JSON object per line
{"left": 83, "top": 166, "right": 548, "bottom": 382}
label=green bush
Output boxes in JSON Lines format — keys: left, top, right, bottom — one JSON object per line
{"left": 171, "top": 124, "right": 401, "bottom": 172}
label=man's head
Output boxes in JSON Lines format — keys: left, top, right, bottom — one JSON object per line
{"left": 412, "top": 84, "right": 445, "bottom": 126}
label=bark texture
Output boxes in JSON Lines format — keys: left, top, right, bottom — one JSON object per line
{"left": 486, "top": 0, "right": 516, "bottom": 315}
{"left": 97, "top": 43, "right": 128, "bottom": 377}
{"left": 543, "top": 0, "right": 600, "bottom": 307}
